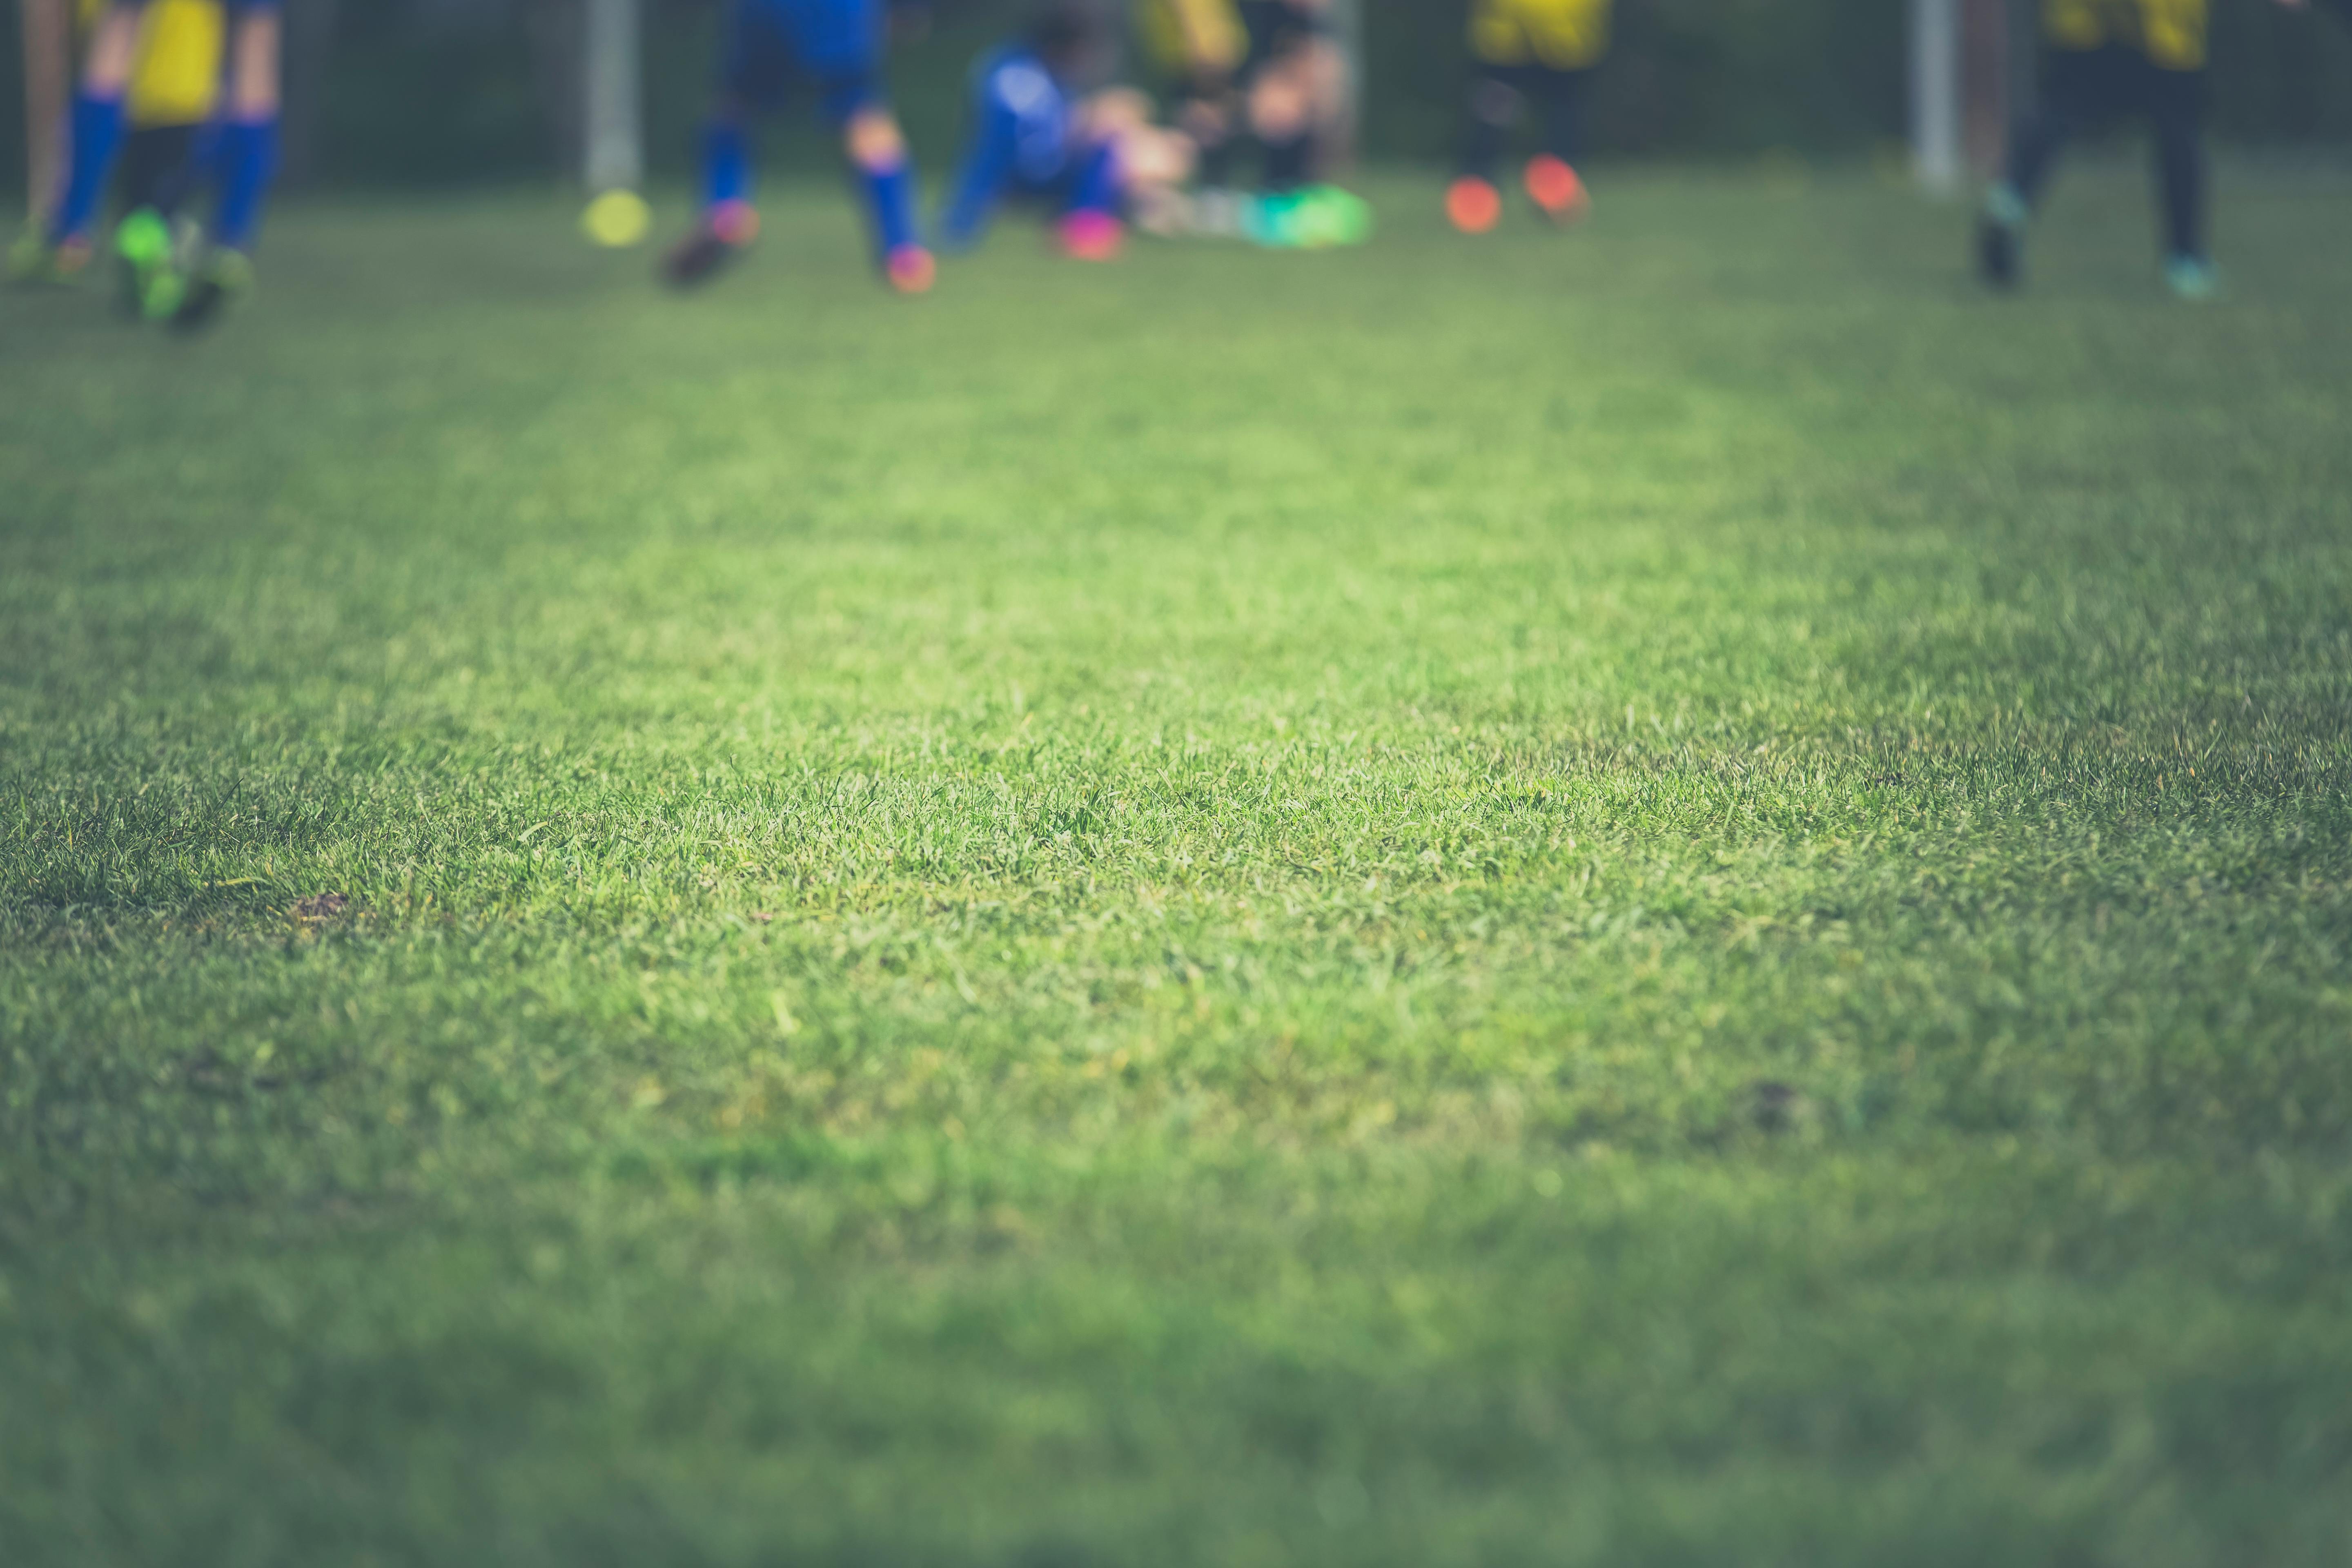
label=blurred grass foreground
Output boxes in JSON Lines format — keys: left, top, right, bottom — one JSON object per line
{"left": 5, "top": 165, "right": 2352, "bottom": 1564}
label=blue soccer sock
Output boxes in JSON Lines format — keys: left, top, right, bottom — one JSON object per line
{"left": 213, "top": 117, "right": 280, "bottom": 252}
{"left": 51, "top": 90, "right": 129, "bottom": 243}
{"left": 702, "top": 118, "right": 752, "bottom": 211}
{"left": 859, "top": 159, "right": 919, "bottom": 255}
{"left": 1069, "top": 142, "right": 1122, "bottom": 217}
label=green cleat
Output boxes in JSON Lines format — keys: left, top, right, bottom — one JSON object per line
{"left": 1294, "top": 185, "right": 1372, "bottom": 248}
{"left": 2163, "top": 253, "right": 2219, "bottom": 303}
{"left": 6, "top": 227, "right": 92, "bottom": 287}
{"left": 1242, "top": 190, "right": 1305, "bottom": 248}
{"left": 170, "top": 247, "right": 255, "bottom": 332}
{"left": 1975, "top": 182, "right": 2029, "bottom": 292}
{"left": 113, "top": 207, "right": 186, "bottom": 321}
{"left": 1242, "top": 186, "right": 1372, "bottom": 251}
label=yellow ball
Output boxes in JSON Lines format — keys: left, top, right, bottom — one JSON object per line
{"left": 581, "top": 189, "right": 652, "bottom": 249}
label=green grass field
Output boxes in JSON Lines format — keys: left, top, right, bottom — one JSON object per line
{"left": 6, "top": 162, "right": 2352, "bottom": 1566}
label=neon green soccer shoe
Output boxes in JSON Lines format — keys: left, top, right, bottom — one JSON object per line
{"left": 170, "top": 247, "right": 255, "bottom": 332}
{"left": 114, "top": 207, "right": 186, "bottom": 321}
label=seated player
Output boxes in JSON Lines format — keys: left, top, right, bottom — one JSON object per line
{"left": 1133, "top": 0, "right": 1249, "bottom": 224}
{"left": 662, "top": 0, "right": 933, "bottom": 294}
{"left": 1446, "top": 0, "right": 1610, "bottom": 233}
{"left": 1080, "top": 87, "right": 1201, "bottom": 240}
{"left": 1978, "top": 0, "right": 2305, "bottom": 300}
{"left": 935, "top": 4, "right": 1130, "bottom": 260}
{"left": 7, "top": 0, "right": 277, "bottom": 329}
{"left": 1131, "top": 0, "right": 1364, "bottom": 247}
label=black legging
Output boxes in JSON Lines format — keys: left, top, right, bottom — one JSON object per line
{"left": 2005, "top": 45, "right": 2205, "bottom": 260}
{"left": 1459, "top": 62, "right": 1590, "bottom": 182}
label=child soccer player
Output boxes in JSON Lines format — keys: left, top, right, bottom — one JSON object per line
{"left": 935, "top": 4, "right": 1129, "bottom": 259}
{"left": 1134, "top": 0, "right": 1248, "bottom": 223}
{"left": 1130, "top": 0, "right": 1364, "bottom": 247}
{"left": 1446, "top": 0, "right": 1611, "bottom": 234}
{"left": 101, "top": 0, "right": 228, "bottom": 321}
{"left": 1978, "top": 0, "right": 2307, "bottom": 299}
{"left": 1233, "top": 0, "right": 1359, "bottom": 244}
{"left": 7, "top": 0, "right": 277, "bottom": 329}
{"left": 662, "top": 0, "right": 933, "bottom": 294}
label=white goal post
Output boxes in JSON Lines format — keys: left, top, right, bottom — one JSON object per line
{"left": 1911, "top": 0, "right": 2009, "bottom": 194}
{"left": 581, "top": 0, "right": 643, "bottom": 193}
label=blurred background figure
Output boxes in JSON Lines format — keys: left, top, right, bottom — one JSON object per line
{"left": 1232, "top": 0, "right": 1363, "bottom": 245}
{"left": 1131, "top": 0, "right": 1247, "bottom": 226}
{"left": 660, "top": 0, "right": 935, "bottom": 294}
{"left": 91, "top": 0, "right": 223, "bottom": 321}
{"left": 1446, "top": 0, "right": 1608, "bottom": 234}
{"left": 935, "top": 2, "right": 1138, "bottom": 259}
{"left": 8, "top": 0, "right": 278, "bottom": 329}
{"left": 1130, "top": 0, "right": 1365, "bottom": 246}
{"left": 1978, "top": 0, "right": 2309, "bottom": 301}
{"left": 1080, "top": 86, "right": 1199, "bottom": 237}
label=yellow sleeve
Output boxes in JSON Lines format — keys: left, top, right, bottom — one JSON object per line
{"left": 2137, "top": 0, "right": 2208, "bottom": 69}
{"left": 2041, "top": 0, "right": 2110, "bottom": 51}
{"left": 1137, "top": 0, "right": 1247, "bottom": 76}
{"left": 1471, "top": 0, "right": 1612, "bottom": 72}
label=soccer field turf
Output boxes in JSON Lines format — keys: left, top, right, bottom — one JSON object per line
{"left": 4, "top": 165, "right": 2351, "bottom": 1565}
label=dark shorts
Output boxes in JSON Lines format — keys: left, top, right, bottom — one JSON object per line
{"left": 721, "top": 0, "right": 885, "bottom": 125}
{"left": 1238, "top": 0, "right": 1324, "bottom": 75}
{"left": 1470, "top": 60, "right": 1588, "bottom": 98}
{"left": 2041, "top": 44, "right": 2203, "bottom": 125}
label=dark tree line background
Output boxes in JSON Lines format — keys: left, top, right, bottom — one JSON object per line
{"left": 4, "top": 0, "right": 2348, "bottom": 193}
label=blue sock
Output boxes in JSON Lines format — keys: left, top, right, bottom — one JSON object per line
{"left": 213, "top": 117, "right": 279, "bottom": 252}
{"left": 860, "top": 160, "right": 919, "bottom": 254}
{"left": 703, "top": 119, "right": 751, "bottom": 209}
{"left": 1069, "top": 143, "right": 1122, "bottom": 218}
{"left": 51, "top": 90, "right": 128, "bottom": 243}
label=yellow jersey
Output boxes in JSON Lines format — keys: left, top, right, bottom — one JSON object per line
{"left": 1135, "top": 0, "right": 1249, "bottom": 77}
{"left": 2042, "top": 0, "right": 2207, "bottom": 70}
{"left": 1470, "top": 0, "right": 1613, "bottom": 72}
{"left": 79, "top": 0, "right": 224, "bottom": 127}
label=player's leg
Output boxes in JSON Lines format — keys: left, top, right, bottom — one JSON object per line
{"left": 172, "top": 1, "right": 278, "bottom": 329}
{"left": 111, "top": 123, "right": 196, "bottom": 319}
{"left": 1240, "top": 4, "right": 1325, "bottom": 198}
{"left": 1522, "top": 64, "right": 1590, "bottom": 223}
{"left": 2145, "top": 62, "right": 2212, "bottom": 297}
{"left": 662, "top": 0, "right": 787, "bottom": 287}
{"left": 7, "top": 1, "right": 147, "bottom": 281}
{"left": 1978, "top": 45, "right": 2105, "bottom": 290}
{"left": 1448, "top": 65, "right": 1516, "bottom": 234}
{"left": 789, "top": 0, "right": 930, "bottom": 290}
{"left": 1057, "top": 138, "right": 1126, "bottom": 260}
{"left": 117, "top": 124, "right": 197, "bottom": 217}
{"left": 837, "top": 96, "right": 931, "bottom": 292}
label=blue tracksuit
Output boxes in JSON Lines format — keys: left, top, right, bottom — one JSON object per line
{"left": 935, "top": 46, "right": 1119, "bottom": 251}
{"left": 720, "top": 0, "right": 886, "bottom": 125}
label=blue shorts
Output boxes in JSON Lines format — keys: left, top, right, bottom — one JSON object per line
{"left": 722, "top": 0, "right": 885, "bottom": 126}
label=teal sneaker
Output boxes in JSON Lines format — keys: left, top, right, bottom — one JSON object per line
{"left": 1243, "top": 187, "right": 1372, "bottom": 250}
{"left": 113, "top": 207, "right": 185, "bottom": 321}
{"left": 171, "top": 247, "right": 254, "bottom": 332}
{"left": 1243, "top": 191, "right": 1306, "bottom": 248}
{"left": 2163, "top": 253, "right": 2218, "bottom": 303}
{"left": 1975, "top": 182, "right": 2028, "bottom": 291}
